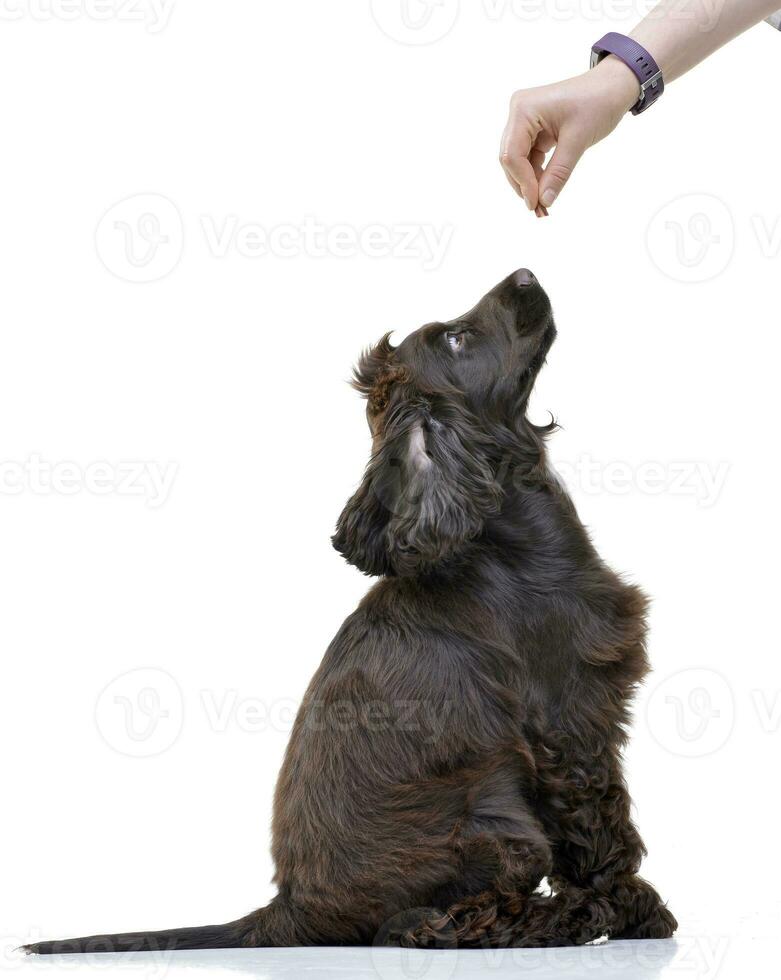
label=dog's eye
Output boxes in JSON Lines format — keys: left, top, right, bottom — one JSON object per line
{"left": 446, "top": 331, "right": 465, "bottom": 353}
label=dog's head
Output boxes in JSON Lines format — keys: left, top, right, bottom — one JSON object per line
{"left": 333, "top": 269, "right": 556, "bottom": 577}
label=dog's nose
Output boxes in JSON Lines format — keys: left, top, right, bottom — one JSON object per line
{"left": 513, "top": 268, "right": 536, "bottom": 288}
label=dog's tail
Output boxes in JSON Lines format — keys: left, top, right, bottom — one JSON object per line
{"left": 22, "top": 902, "right": 296, "bottom": 955}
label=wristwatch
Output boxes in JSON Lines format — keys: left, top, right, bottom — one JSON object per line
{"left": 590, "top": 32, "right": 664, "bottom": 115}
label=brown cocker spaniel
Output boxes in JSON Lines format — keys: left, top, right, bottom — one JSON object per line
{"left": 26, "top": 270, "right": 676, "bottom": 954}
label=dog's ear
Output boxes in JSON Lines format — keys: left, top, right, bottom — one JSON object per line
{"left": 350, "top": 332, "right": 397, "bottom": 406}
{"left": 333, "top": 400, "right": 502, "bottom": 577}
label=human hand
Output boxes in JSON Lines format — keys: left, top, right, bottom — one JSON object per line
{"left": 500, "top": 57, "right": 641, "bottom": 215}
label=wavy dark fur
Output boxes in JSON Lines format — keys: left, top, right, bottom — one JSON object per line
{"left": 25, "top": 270, "right": 675, "bottom": 954}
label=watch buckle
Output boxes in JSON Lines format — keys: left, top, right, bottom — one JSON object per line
{"left": 633, "top": 69, "right": 663, "bottom": 113}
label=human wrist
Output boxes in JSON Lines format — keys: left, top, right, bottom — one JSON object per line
{"left": 590, "top": 52, "right": 644, "bottom": 114}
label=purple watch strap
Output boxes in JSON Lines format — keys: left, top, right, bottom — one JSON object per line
{"left": 590, "top": 32, "right": 664, "bottom": 115}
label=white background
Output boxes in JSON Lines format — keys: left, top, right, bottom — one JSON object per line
{"left": 2, "top": 2, "right": 780, "bottom": 979}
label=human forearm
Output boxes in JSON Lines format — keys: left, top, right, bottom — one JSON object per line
{"left": 631, "top": 0, "right": 781, "bottom": 81}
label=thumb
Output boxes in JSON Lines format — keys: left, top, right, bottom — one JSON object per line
{"left": 538, "top": 133, "right": 586, "bottom": 209}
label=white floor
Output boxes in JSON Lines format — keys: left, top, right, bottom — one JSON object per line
{"left": 9, "top": 915, "right": 777, "bottom": 980}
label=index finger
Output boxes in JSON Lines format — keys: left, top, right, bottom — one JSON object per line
{"left": 500, "top": 107, "right": 542, "bottom": 211}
